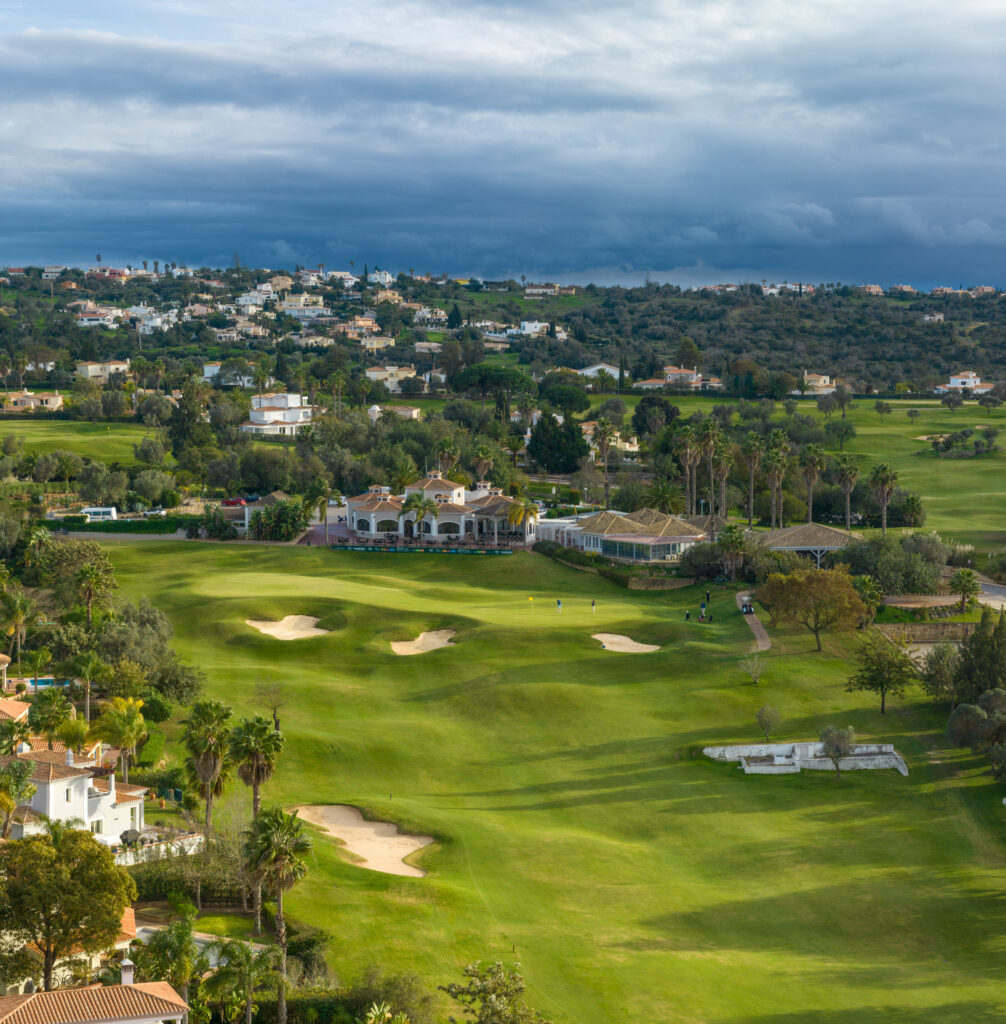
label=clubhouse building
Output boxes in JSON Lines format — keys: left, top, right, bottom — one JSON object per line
{"left": 346, "top": 471, "right": 536, "bottom": 543}
{"left": 537, "top": 508, "right": 707, "bottom": 562}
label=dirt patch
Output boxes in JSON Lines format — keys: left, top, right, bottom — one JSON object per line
{"left": 390, "top": 629, "right": 456, "bottom": 655}
{"left": 246, "top": 615, "right": 329, "bottom": 640}
{"left": 592, "top": 633, "right": 660, "bottom": 653}
{"left": 295, "top": 804, "right": 433, "bottom": 877}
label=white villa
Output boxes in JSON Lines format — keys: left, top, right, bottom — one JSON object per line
{"left": 576, "top": 362, "right": 620, "bottom": 379}
{"left": 346, "top": 472, "right": 535, "bottom": 543}
{"left": 2, "top": 741, "right": 146, "bottom": 845}
{"left": 239, "top": 393, "right": 314, "bottom": 436}
{"left": 537, "top": 508, "right": 706, "bottom": 562}
{"left": 935, "top": 371, "right": 995, "bottom": 395}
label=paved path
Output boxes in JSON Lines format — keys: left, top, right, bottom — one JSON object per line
{"left": 736, "top": 592, "right": 771, "bottom": 651}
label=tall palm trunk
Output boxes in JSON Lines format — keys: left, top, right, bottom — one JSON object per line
{"left": 252, "top": 780, "right": 263, "bottom": 934}
{"left": 747, "top": 466, "right": 756, "bottom": 526}
{"left": 707, "top": 453, "right": 715, "bottom": 518}
{"left": 881, "top": 501, "right": 888, "bottom": 536}
{"left": 276, "top": 890, "right": 288, "bottom": 1024}
{"left": 205, "top": 782, "right": 214, "bottom": 830}
{"left": 843, "top": 487, "right": 852, "bottom": 532}
{"left": 806, "top": 480, "right": 814, "bottom": 523}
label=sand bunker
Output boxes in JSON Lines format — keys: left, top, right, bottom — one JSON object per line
{"left": 390, "top": 629, "right": 456, "bottom": 655}
{"left": 295, "top": 804, "right": 433, "bottom": 877}
{"left": 246, "top": 615, "right": 329, "bottom": 640}
{"left": 592, "top": 633, "right": 660, "bottom": 653}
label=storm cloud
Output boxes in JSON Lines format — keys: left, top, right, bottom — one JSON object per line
{"left": 1, "top": 0, "right": 1005, "bottom": 285}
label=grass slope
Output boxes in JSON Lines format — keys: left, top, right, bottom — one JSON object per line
{"left": 0, "top": 419, "right": 157, "bottom": 465}
{"left": 107, "top": 542, "right": 1006, "bottom": 1024}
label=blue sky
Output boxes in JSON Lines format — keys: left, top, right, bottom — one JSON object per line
{"left": 1, "top": 0, "right": 1004, "bottom": 286}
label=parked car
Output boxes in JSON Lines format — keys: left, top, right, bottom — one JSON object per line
{"left": 221, "top": 498, "right": 246, "bottom": 507}
{"left": 143, "top": 508, "right": 168, "bottom": 517}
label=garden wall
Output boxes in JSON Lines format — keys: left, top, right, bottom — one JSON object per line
{"left": 876, "top": 622, "right": 975, "bottom": 643}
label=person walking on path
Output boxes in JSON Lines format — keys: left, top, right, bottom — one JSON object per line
{"left": 685, "top": 609, "right": 691, "bottom": 621}
{"left": 706, "top": 590, "right": 711, "bottom": 603}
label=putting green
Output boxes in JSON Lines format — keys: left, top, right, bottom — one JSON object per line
{"left": 106, "top": 542, "right": 1006, "bottom": 1024}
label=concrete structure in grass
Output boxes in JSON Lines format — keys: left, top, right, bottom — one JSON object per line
{"left": 704, "top": 742, "right": 908, "bottom": 776}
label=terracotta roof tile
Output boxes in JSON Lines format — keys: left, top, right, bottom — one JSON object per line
{"left": 0, "top": 700, "right": 28, "bottom": 722}
{"left": 0, "top": 982, "right": 187, "bottom": 1024}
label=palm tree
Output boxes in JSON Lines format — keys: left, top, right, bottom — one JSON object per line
{"left": 718, "top": 523, "right": 747, "bottom": 581}
{"left": 592, "top": 419, "right": 616, "bottom": 509}
{"left": 27, "top": 684, "right": 72, "bottom": 750}
{"left": 204, "top": 940, "right": 279, "bottom": 1024}
{"left": 472, "top": 443, "right": 495, "bottom": 482}
{"left": 950, "top": 568, "right": 980, "bottom": 612}
{"left": 230, "top": 716, "right": 285, "bottom": 932}
{"left": 436, "top": 438, "right": 460, "bottom": 474}
{"left": 389, "top": 453, "right": 418, "bottom": 495}
{"left": 712, "top": 439, "right": 733, "bottom": 525}
{"left": 0, "top": 352, "right": 9, "bottom": 391}
{"left": 799, "top": 444, "right": 827, "bottom": 523}
{"left": 507, "top": 497, "right": 539, "bottom": 546}
{"left": 503, "top": 433, "right": 524, "bottom": 467}
{"left": 697, "top": 419, "right": 721, "bottom": 517}
{"left": 763, "top": 447, "right": 787, "bottom": 529}
{"left": 0, "top": 717, "right": 30, "bottom": 755}
{"left": 869, "top": 463, "right": 899, "bottom": 536}
{"left": 647, "top": 478, "right": 685, "bottom": 514}
{"left": 834, "top": 453, "right": 861, "bottom": 533}
{"left": 75, "top": 562, "right": 116, "bottom": 629}
{"left": 182, "top": 699, "right": 233, "bottom": 831}
{"left": 3, "top": 587, "right": 37, "bottom": 668}
{"left": 673, "top": 425, "right": 699, "bottom": 515}
{"left": 134, "top": 895, "right": 210, "bottom": 1012}
{"left": 69, "top": 649, "right": 105, "bottom": 723}
{"left": 328, "top": 370, "right": 346, "bottom": 418}
{"left": 21, "top": 526, "right": 51, "bottom": 571}
{"left": 740, "top": 432, "right": 764, "bottom": 527}
{"left": 93, "top": 697, "right": 146, "bottom": 784}
{"left": 21, "top": 645, "right": 51, "bottom": 694}
{"left": 0, "top": 759, "right": 35, "bottom": 838}
{"left": 243, "top": 809, "right": 313, "bottom": 1024}
{"left": 403, "top": 493, "right": 438, "bottom": 539}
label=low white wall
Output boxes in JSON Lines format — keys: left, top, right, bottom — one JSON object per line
{"left": 705, "top": 743, "right": 908, "bottom": 777}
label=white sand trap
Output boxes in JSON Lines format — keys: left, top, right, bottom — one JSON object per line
{"left": 593, "top": 633, "right": 660, "bottom": 653}
{"left": 390, "top": 629, "right": 456, "bottom": 655}
{"left": 246, "top": 615, "right": 329, "bottom": 640}
{"left": 294, "top": 804, "right": 433, "bottom": 877}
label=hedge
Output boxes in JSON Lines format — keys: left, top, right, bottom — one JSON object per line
{"left": 42, "top": 515, "right": 201, "bottom": 534}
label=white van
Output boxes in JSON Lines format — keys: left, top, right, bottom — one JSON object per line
{"left": 80, "top": 507, "right": 118, "bottom": 522}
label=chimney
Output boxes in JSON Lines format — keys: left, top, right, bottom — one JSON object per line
{"left": 108, "top": 774, "right": 116, "bottom": 801}
{"left": 65, "top": 749, "right": 74, "bottom": 766}
{"left": 120, "top": 959, "right": 134, "bottom": 986}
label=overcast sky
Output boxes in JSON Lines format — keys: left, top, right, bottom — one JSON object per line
{"left": 1, "top": 0, "right": 1004, "bottom": 285}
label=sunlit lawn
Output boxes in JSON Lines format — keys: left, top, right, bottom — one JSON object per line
{"left": 105, "top": 542, "right": 1006, "bottom": 1024}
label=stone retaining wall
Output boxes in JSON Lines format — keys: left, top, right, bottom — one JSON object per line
{"left": 876, "top": 622, "right": 974, "bottom": 643}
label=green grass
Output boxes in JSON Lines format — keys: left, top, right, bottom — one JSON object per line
{"left": 105, "top": 542, "right": 1006, "bottom": 1024}
{"left": 0, "top": 419, "right": 159, "bottom": 465}
{"left": 195, "top": 912, "right": 268, "bottom": 942}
